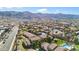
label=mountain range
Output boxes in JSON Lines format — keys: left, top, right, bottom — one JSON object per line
{"left": 0, "top": 11, "right": 79, "bottom": 20}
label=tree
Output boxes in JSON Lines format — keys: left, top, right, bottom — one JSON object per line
{"left": 31, "top": 41, "right": 40, "bottom": 49}
{"left": 74, "top": 36, "right": 79, "bottom": 45}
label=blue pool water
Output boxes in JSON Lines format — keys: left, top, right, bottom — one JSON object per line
{"left": 62, "top": 43, "right": 72, "bottom": 49}
{"left": 63, "top": 44, "right": 70, "bottom": 48}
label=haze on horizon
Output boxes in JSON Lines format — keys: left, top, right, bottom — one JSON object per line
{"left": 0, "top": 7, "right": 79, "bottom": 15}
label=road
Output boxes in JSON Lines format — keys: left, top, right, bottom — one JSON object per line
{"left": 0, "top": 26, "right": 18, "bottom": 51}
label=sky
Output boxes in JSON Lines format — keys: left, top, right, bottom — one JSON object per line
{"left": 0, "top": 7, "right": 79, "bottom": 15}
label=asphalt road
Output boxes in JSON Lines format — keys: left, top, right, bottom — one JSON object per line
{"left": 0, "top": 26, "right": 18, "bottom": 51}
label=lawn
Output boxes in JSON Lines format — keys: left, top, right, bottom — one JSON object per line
{"left": 54, "top": 38, "right": 65, "bottom": 46}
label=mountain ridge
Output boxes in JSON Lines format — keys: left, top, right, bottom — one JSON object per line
{"left": 0, "top": 11, "right": 79, "bottom": 20}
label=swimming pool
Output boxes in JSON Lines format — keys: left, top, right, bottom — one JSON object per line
{"left": 62, "top": 43, "right": 73, "bottom": 50}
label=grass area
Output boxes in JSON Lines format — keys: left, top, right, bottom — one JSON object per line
{"left": 75, "top": 45, "right": 79, "bottom": 51}
{"left": 16, "top": 27, "right": 28, "bottom": 51}
{"left": 69, "top": 26, "right": 77, "bottom": 31}
{"left": 54, "top": 38, "right": 65, "bottom": 46}
{"left": 17, "top": 39, "right": 27, "bottom": 51}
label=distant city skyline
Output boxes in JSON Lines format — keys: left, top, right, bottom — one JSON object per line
{"left": 0, "top": 7, "right": 79, "bottom": 15}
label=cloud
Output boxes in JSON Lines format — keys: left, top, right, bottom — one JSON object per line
{"left": 54, "top": 9, "right": 63, "bottom": 13}
{"left": 0, "top": 7, "right": 23, "bottom": 11}
{"left": 0, "top": 7, "right": 14, "bottom": 10}
{"left": 36, "top": 8, "right": 49, "bottom": 13}
{"left": 55, "top": 10, "right": 60, "bottom": 13}
{"left": 0, "top": 7, "right": 13, "bottom": 9}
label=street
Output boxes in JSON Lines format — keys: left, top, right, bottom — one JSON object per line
{"left": 0, "top": 26, "right": 18, "bottom": 51}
